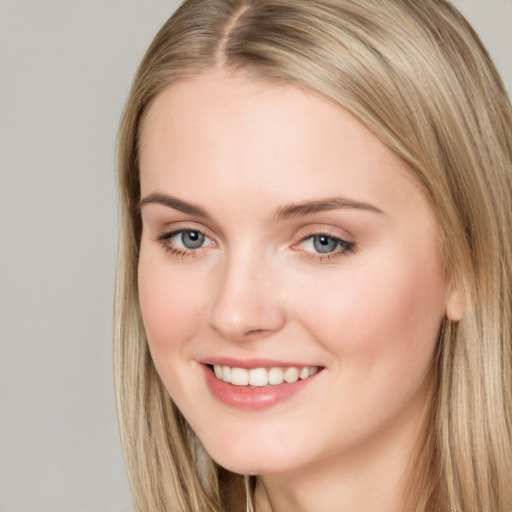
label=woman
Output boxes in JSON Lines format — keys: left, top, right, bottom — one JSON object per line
{"left": 114, "top": 1, "right": 512, "bottom": 510}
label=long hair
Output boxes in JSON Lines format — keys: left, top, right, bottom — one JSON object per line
{"left": 114, "top": 1, "right": 512, "bottom": 510}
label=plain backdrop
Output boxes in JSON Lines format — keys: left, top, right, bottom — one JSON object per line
{"left": 0, "top": 1, "right": 510, "bottom": 511}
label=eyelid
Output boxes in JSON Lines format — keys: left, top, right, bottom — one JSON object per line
{"left": 154, "top": 220, "right": 216, "bottom": 240}
{"left": 291, "top": 224, "right": 354, "bottom": 244}
{"left": 153, "top": 223, "right": 218, "bottom": 256}
{"left": 290, "top": 225, "right": 356, "bottom": 261}
{"left": 167, "top": 229, "right": 214, "bottom": 247}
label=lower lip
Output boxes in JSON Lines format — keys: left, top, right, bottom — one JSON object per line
{"left": 202, "top": 365, "right": 320, "bottom": 410}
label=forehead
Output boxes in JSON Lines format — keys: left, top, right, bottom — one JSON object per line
{"left": 138, "top": 72, "right": 427, "bottom": 222}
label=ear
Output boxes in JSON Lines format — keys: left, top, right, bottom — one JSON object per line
{"left": 446, "top": 287, "right": 464, "bottom": 322}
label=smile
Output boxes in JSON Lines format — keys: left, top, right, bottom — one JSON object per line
{"left": 213, "top": 364, "right": 319, "bottom": 387}
{"left": 202, "top": 362, "right": 323, "bottom": 410}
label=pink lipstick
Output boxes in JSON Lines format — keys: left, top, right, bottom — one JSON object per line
{"left": 200, "top": 360, "right": 322, "bottom": 410}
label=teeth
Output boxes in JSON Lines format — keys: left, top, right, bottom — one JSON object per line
{"left": 284, "top": 366, "right": 299, "bottom": 383}
{"left": 299, "top": 367, "right": 310, "bottom": 379}
{"left": 222, "top": 366, "right": 231, "bottom": 383}
{"left": 212, "top": 365, "right": 319, "bottom": 387}
{"left": 268, "top": 367, "right": 284, "bottom": 385}
{"left": 249, "top": 368, "right": 268, "bottom": 387}
{"left": 231, "top": 367, "right": 249, "bottom": 386}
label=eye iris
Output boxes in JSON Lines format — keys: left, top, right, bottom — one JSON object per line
{"left": 181, "top": 230, "right": 204, "bottom": 249}
{"left": 313, "top": 235, "right": 339, "bottom": 254}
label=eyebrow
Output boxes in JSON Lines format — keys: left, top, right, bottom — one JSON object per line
{"left": 139, "top": 192, "right": 210, "bottom": 218}
{"left": 275, "top": 197, "right": 384, "bottom": 219}
{"left": 138, "top": 192, "right": 384, "bottom": 219}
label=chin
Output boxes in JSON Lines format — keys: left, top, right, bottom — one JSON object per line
{"left": 214, "top": 456, "right": 294, "bottom": 477}
{"left": 201, "top": 436, "right": 306, "bottom": 476}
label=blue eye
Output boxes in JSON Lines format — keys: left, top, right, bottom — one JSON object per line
{"left": 298, "top": 233, "right": 355, "bottom": 258}
{"left": 180, "top": 230, "right": 205, "bottom": 249}
{"left": 157, "top": 228, "right": 214, "bottom": 255}
{"left": 312, "top": 235, "right": 340, "bottom": 254}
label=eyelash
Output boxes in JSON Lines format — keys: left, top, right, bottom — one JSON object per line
{"left": 295, "top": 234, "right": 356, "bottom": 262}
{"left": 154, "top": 229, "right": 356, "bottom": 262}
{"left": 155, "top": 229, "right": 214, "bottom": 259}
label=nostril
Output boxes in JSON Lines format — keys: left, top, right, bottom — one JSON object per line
{"left": 244, "top": 328, "right": 268, "bottom": 337}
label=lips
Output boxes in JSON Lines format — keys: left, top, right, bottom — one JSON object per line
{"left": 200, "top": 359, "right": 323, "bottom": 410}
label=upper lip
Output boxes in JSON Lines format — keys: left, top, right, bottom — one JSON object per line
{"left": 198, "top": 357, "right": 322, "bottom": 369}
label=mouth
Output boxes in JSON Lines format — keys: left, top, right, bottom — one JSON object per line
{"left": 210, "top": 364, "right": 320, "bottom": 387}
{"left": 201, "top": 362, "right": 324, "bottom": 410}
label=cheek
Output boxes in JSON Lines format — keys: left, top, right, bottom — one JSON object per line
{"left": 293, "top": 246, "right": 447, "bottom": 371}
{"left": 137, "top": 249, "right": 208, "bottom": 360}
{"left": 281, "top": 249, "right": 447, "bottom": 451}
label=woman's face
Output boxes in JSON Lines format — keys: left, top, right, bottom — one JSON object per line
{"left": 138, "top": 72, "right": 456, "bottom": 476}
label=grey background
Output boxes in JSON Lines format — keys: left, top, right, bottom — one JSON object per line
{"left": 0, "top": 1, "right": 510, "bottom": 511}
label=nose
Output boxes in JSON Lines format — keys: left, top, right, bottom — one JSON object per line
{"left": 208, "top": 249, "right": 287, "bottom": 342}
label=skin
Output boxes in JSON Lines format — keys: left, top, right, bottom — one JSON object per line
{"left": 137, "top": 71, "right": 460, "bottom": 512}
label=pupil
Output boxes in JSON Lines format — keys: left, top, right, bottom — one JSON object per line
{"left": 313, "top": 235, "right": 338, "bottom": 254}
{"left": 182, "top": 230, "right": 204, "bottom": 249}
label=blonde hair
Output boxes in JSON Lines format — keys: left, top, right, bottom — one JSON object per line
{"left": 114, "top": 1, "right": 512, "bottom": 510}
